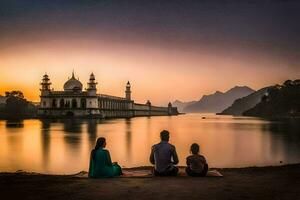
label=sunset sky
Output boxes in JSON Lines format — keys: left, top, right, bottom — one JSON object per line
{"left": 0, "top": 0, "right": 299, "bottom": 105}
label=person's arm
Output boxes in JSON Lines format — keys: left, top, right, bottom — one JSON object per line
{"left": 149, "top": 146, "right": 155, "bottom": 165}
{"left": 186, "top": 156, "right": 190, "bottom": 166}
{"left": 172, "top": 146, "right": 179, "bottom": 165}
{"left": 202, "top": 155, "right": 207, "bottom": 164}
{"left": 88, "top": 151, "right": 94, "bottom": 177}
{"left": 106, "top": 150, "right": 113, "bottom": 166}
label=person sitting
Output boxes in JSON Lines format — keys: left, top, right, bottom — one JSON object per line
{"left": 150, "top": 130, "right": 179, "bottom": 176}
{"left": 89, "top": 137, "right": 122, "bottom": 178}
{"left": 186, "top": 143, "right": 208, "bottom": 177}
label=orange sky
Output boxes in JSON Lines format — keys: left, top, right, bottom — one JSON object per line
{"left": 0, "top": 37, "right": 298, "bottom": 105}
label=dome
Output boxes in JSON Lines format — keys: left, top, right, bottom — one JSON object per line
{"left": 63, "top": 72, "right": 83, "bottom": 92}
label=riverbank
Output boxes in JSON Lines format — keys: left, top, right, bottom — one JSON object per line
{"left": 1, "top": 164, "right": 299, "bottom": 200}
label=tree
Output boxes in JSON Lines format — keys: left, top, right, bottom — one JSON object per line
{"left": 283, "top": 80, "right": 292, "bottom": 87}
{"left": 5, "top": 91, "right": 24, "bottom": 99}
{"left": 1, "top": 91, "right": 37, "bottom": 119}
{"left": 261, "top": 94, "right": 269, "bottom": 103}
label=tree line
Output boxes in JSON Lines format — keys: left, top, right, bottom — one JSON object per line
{"left": 0, "top": 91, "right": 37, "bottom": 119}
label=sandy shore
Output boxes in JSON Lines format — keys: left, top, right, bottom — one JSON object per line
{"left": 1, "top": 164, "right": 300, "bottom": 200}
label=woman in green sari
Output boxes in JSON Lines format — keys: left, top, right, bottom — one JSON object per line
{"left": 89, "top": 137, "right": 122, "bottom": 178}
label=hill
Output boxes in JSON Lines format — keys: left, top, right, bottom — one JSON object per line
{"left": 219, "top": 87, "right": 271, "bottom": 115}
{"left": 183, "top": 86, "right": 255, "bottom": 113}
{"left": 172, "top": 100, "right": 196, "bottom": 113}
{"left": 244, "top": 80, "right": 300, "bottom": 118}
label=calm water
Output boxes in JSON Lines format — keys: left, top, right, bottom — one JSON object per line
{"left": 1, "top": 114, "right": 300, "bottom": 174}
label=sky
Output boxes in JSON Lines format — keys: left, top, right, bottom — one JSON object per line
{"left": 0, "top": 0, "right": 299, "bottom": 105}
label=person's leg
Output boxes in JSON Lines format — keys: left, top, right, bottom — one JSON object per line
{"left": 166, "top": 166, "right": 178, "bottom": 176}
{"left": 185, "top": 167, "right": 194, "bottom": 176}
{"left": 186, "top": 167, "right": 201, "bottom": 177}
{"left": 174, "top": 166, "right": 179, "bottom": 175}
{"left": 199, "top": 164, "right": 208, "bottom": 177}
{"left": 186, "top": 166, "right": 208, "bottom": 177}
{"left": 153, "top": 169, "right": 162, "bottom": 176}
{"left": 112, "top": 163, "right": 122, "bottom": 176}
{"left": 154, "top": 167, "right": 178, "bottom": 176}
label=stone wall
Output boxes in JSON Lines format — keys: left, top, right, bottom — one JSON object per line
{"left": 37, "top": 108, "right": 101, "bottom": 117}
{"left": 38, "top": 97, "right": 178, "bottom": 118}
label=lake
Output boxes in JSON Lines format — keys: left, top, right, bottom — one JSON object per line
{"left": 0, "top": 114, "right": 300, "bottom": 174}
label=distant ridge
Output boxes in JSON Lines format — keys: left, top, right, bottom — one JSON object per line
{"left": 219, "top": 87, "right": 272, "bottom": 115}
{"left": 174, "top": 86, "right": 255, "bottom": 113}
{"left": 172, "top": 100, "right": 196, "bottom": 113}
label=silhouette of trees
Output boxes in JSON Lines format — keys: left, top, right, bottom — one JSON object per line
{"left": 5, "top": 91, "right": 24, "bottom": 99}
{"left": 0, "top": 91, "right": 37, "bottom": 119}
{"left": 244, "top": 80, "right": 300, "bottom": 118}
{"left": 283, "top": 80, "right": 293, "bottom": 87}
{"left": 261, "top": 94, "right": 269, "bottom": 103}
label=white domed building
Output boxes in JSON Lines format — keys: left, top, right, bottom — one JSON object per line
{"left": 38, "top": 72, "right": 178, "bottom": 118}
{"left": 63, "top": 74, "right": 83, "bottom": 92}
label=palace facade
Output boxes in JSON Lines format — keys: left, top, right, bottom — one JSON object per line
{"left": 37, "top": 72, "right": 178, "bottom": 118}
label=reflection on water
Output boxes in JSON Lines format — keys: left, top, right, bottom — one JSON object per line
{"left": 0, "top": 114, "right": 300, "bottom": 174}
{"left": 5, "top": 120, "right": 24, "bottom": 128}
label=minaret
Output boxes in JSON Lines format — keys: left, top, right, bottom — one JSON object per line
{"left": 40, "top": 73, "right": 51, "bottom": 96}
{"left": 168, "top": 102, "right": 172, "bottom": 115}
{"left": 146, "top": 100, "right": 151, "bottom": 115}
{"left": 125, "top": 81, "right": 131, "bottom": 100}
{"left": 87, "top": 73, "right": 97, "bottom": 95}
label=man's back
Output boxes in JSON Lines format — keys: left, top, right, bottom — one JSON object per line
{"left": 150, "top": 141, "right": 179, "bottom": 173}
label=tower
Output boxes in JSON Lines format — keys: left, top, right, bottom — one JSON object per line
{"left": 168, "top": 102, "right": 172, "bottom": 115}
{"left": 125, "top": 81, "right": 131, "bottom": 100}
{"left": 146, "top": 100, "right": 151, "bottom": 115}
{"left": 40, "top": 73, "right": 51, "bottom": 96}
{"left": 87, "top": 73, "right": 97, "bottom": 95}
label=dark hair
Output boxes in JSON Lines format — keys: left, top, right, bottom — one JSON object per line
{"left": 160, "top": 130, "right": 170, "bottom": 141}
{"left": 91, "top": 137, "right": 106, "bottom": 159}
{"left": 190, "top": 143, "right": 200, "bottom": 154}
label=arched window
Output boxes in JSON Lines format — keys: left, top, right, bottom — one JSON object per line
{"left": 52, "top": 99, "right": 57, "bottom": 108}
{"left": 81, "top": 98, "right": 86, "bottom": 108}
{"left": 72, "top": 99, "right": 77, "bottom": 108}
{"left": 65, "top": 100, "right": 70, "bottom": 108}
{"left": 60, "top": 99, "right": 64, "bottom": 108}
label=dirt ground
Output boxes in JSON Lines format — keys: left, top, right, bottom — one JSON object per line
{"left": 1, "top": 164, "right": 300, "bottom": 200}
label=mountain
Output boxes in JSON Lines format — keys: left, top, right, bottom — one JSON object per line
{"left": 172, "top": 100, "right": 196, "bottom": 113}
{"left": 219, "top": 87, "right": 272, "bottom": 115}
{"left": 244, "top": 80, "right": 300, "bottom": 118}
{"left": 183, "top": 86, "right": 255, "bottom": 113}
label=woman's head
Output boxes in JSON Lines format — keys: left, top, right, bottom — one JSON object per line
{"left": 190, "top": 143, "right": 200, "bottom": 155}
{"left": 95, "top": 137, "right": 106, "bottom": 149}
{"left": 91, "top": 137, "right": 106, "bottom": 160}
